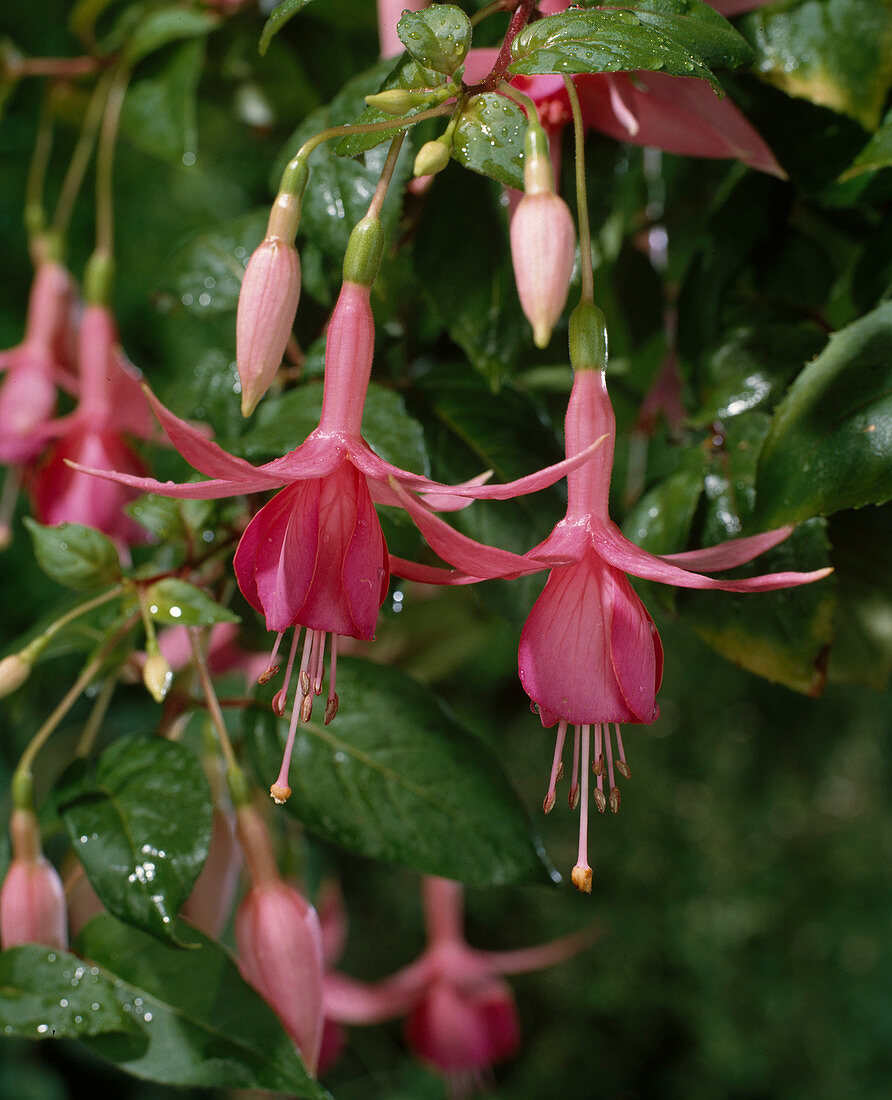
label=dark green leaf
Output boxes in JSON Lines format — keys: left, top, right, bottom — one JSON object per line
{"left": 259, "top": 0, "right": 318, "bottom": 57}
{"left": 334, "top": 56, "right": 445, "bottom": 158}
{"left": 0, "top": 945, "right": 137, "bottom": 1040}
{"left": 57, "top": 738, "right": 213, "bottom": 943}
{"left": 237, "top": 381, "right": 429, "bottom": 473}
{"left": 244, "top": 657, "right": 556, "bottom": 886}
{"left": 452, "top": 92, "right": 527, "bottom": 191}
{"left": 145, "top": 578, "right": 239, "bottom": 627}
{"left": 509, "top": 2, "right": 753, "bottom": 90}
{"left": 841, "top": 106, "right": 892, "bottom": 179}
{"left": 166, "top": 209, "right": 268, "bottom": 318}
{"left": 123, "top": 6, "right": 219, "bottom": 66}
{"left": 125, "top": 495, "right": 213, "bottom": 542}
{"left": 397, "top": 6, "right": 471, "bottom": 75}
{"left": 77, "top": 916, "right": 328, "bottom": 1097}
{"left": 23, "top": 519, "right": 121, "bottom": 591}
{"left": 755, "top": 303, "right": 892, "bottom": 527}
{"left": 739, "top": 0, "right": 892, "bottom": 131}
{"left": 120, "top": 39, "right": 204, "bottom": 163}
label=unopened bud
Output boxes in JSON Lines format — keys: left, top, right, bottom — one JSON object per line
{"left": 143, "top": 652, "right": 173, "bottom": 703}
{"left": 270, "top": 782, "right": 291, "bottom": 804}
{"left": 237, "top": 236, "right": 301, "bottom": 417}
{"left": 571, "top": 863, "right": 592, "bottom": 894}
{"left": 413, "top": 138, "right": 450, "bottom": 177}
{"left": 365, "top": 88, "right": 430, "bottom": 115}
{"left": 569, "top": 301, "right": 608, "bottom": 373}
{"left": 0, "top": 654, "right": 31, "bottom": 698}
{"left": 510, "top": 188, "right": 576, "bottom": 348}
{"left": 1, "top": 809, "right": 68, "bottom": 950}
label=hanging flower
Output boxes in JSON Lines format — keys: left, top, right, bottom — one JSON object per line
{"left": 391, "top": 304, "right": 831, "bottom": 891}
{"left": 0, "top": 807, "right": 68, "bottom": 951}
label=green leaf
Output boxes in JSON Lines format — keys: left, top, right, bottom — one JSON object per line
{"left": 841, "top": 105, "right": 892, "bottom": 179}
{"left": 57, "top": 737, "right": 213, "bottom": 943}
{"left": 120, "top": 39, "right": 204, "bottom": 162}
{"left": 125, "top": 495, "right": 213, "bottom": 542}
{"left": 397, "top": 6, "right": 471, "bottom": 75}
{"left": 236, "top": 381, "right": 429, "bottom": 474}
{"left": 259, "top": 0, "right": 318, "bottom": 57}
{"left": 123, "top": 6, "right": 219, "bottom": 66}
{"left": 0, "top": 945, "right": 138, "bottom": 1040}
{"left": 23, "top": 519, "right": 122, "bottom": 591}
{"left": 77, "top": 916, "right": 328, "bottom": 1097}
{"left": 166, "top": 209, "right": 268, "bottom": 319}
{"left": 244, "top": 657, "right": 556, "bottom": 887}
{"left": 755, "top": 303, "right": 892, "bottom": 528}
{"left": 739, "top": 0, "right": 892, "bottom": 131}
{"left": 509, "top": 2, "right": 753, "bottom": 90}
{"left": 452, "top": 92, "right": 527, "bottom": 191}
{"left": 334, "top": 56, "right": 444, "bottom": 159}
{"left": 145, "top": 578, "right": 239, "bottom": 627}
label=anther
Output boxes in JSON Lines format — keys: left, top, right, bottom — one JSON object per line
{"left": 543, "top": 791, "right": 556, "bottom": 814}
{"left": 594, "top": 789, "right": 607, "bottom": 814}
{"left": 568, "top": 784, "right": 579, "bottom": 810}
{"left": 299, "top": 669, "right": 311, "bottom": 696}
{"left": 271, "top": 689, "right": 287, "bottom": 717}
{"left": 616, "top": 760, "right": 632, "bottom": 780}
{"left": 609, "top": 786, "right": 621, "bottom": 814}
{"left": 257, "top": 664, "right": 280, "bottom": 685}
{"left": 324, "top": 694, "right": 339, "bottom": 725}
{"left": 300, "top": 693, "right": 313, "bottom": 723}
{"left": 593, "top": 753, "right": 604, "bottom": 777}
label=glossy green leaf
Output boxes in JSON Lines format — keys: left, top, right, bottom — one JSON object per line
{"left": 57, "top": 738, "right": 213, "bottom": 943}
{"left": 77, "top": 916, "right": 328, "bottom": 1097}
{"left": 120, "top": 39, "right": 204, "bottom": 163}
{"left": 123, "top": 6, "right": 219, "bottom": 66}
{"left": 398, "top": 6, "right": 471, "bottom": 75}
{"left": 23, "top": 519, "right": 121, "bottom": 591}
{"left": 452, "top": 92, "right": 527, "bottom": 191}
{"left": 244, "top": 657, "right": 556, "bottom": 886}
{"left": 841, "top": 106, "right": 892, "bottom": 179}
{"left": 739, "top": 0, "right": 892, "bottom": 130}
{"left": 0, "top": 946, "right": 137, "bottom": 1040}
{"left": 236, "top": 382, "right": 429, "bottom": 473}
{"left": 334, "top": 56, "right": 444, "bottom": 159}
{"left": 509, "top": 2, "right": 753, "bottom": 90}
{"left": 755, "top": 303, "right": 892, "bottom": 528}
{"left": 166, "top": 209, "right": 268, "bottom": 319}
{"left": 144, "top": 578, "right": 239, "bottom": 627}
{"left": 259, "top": 0, "right": 318, "bottom": 57}
{"left": 125, "top": 495, "right": 213, "bottom": 542}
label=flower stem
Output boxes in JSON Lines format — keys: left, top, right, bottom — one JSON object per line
{"left": 470, "top": 0, "right": 513, "bottom": 27}
{"left": 290, "top": 103, "right": 453, "bottom": 169}
{"left": 464, "top": 0, "right": 536, "bottom": 92}
{"left": 15, "top": 614, "right": 138, "bottom": 780}
{"left": 24, "top": 88, "right": 55, "bottom": 241}
{"left": 367, "top": 132, "right": 406, "bottom": 220}
{"left": 20, "top": 584, "right": 125, "bottom": 664}
{"left": 563, "top": 75, "right": 593, "bottom": 304}
{"left": 94, "top": 65, "right": 129, "bottom": 261}
{"left": 75, "top": 675, "right": 117, "bottom": 757}
{"left": 51, "top": 69, "right": 113, "bottom": 239}
{"left": 189, "top": 627, "right": 238, "bottom": 772}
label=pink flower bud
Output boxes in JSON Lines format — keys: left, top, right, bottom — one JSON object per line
{"left": 236, "top": 236, "right": 301, "bottom": 417}
{"left": 235, "top": 880, "right": 325, "bottom": 1072}
{"left": 0, "top": 809, "right": 68, "bottom": 950}
{"left": 510, "top": 190, "right": 576, "bottom": 348}
{"left": 181, "top": 808, "right": 241, "bottom": 939}
{"left": 63, "top": 858, "right": 104, "bottom": 940}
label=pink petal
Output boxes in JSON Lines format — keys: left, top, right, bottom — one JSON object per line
{"left": 660, "top": 525, "right": 793, "bottom": 570}
{"left": 325, "top": 959, "right": 431, "bottom": 1024}
{"left": 593, "top": 521, "right": 833, "bottom": 591}
{"left": 608, "top": 570, "right": 660, "bottom": 722}
{"left": 260, "top": 430, "right": 346, "bottom": 480}
{"left": 62, "top": 461, "right": 269, "bottom": 500}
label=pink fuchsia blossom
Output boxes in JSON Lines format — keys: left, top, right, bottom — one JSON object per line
{"left": 0, "top": 808, "right": 68, "bottom": 950}
{"left": 325, "top": 877, "right": 597, "bottom": 1089}
{"left": 391, "top": 304, "right": 831, "bottom": 891}
{"left": 234, "top": 803, "right": 325, "bottom": 1073}
{"left": 70, "top": 274, "right": 600, "bottom": 801}
{"left": 31, "top": 303, "right": 154, "bottom": 550}
{"left": 377, "top": 0, "right": 428, "bottom": 58}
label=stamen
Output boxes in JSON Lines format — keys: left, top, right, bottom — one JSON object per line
{"left": 313, "top": 631, "right": 326, "bottom": 695}
{"left": 298, "top": 628, "right": 315, "bottom": 696}
{"left": 608, "top": 80, "right": 640, "bottom": 137}
{"left": 615, "top": 724, "right": 631, "bottom": 779}
{"left": 593, "top": 723, "right": 607, "bottom": 813}
{"left": 257, "top": 631, "right": 284, "bottom": 684}
{"left": 325, "top": 635, "right": 339, "bottom": 724}
{"left": 604, "top": 724, "right": 617, "bottom": 792}
{"left": 571, "top": 724, "right": 592, "bottom": 894}
{"left": 568, "top": 725, "right": 581, "bottom": 810}
{"left": 272, "top": 629, "right": 301, "bottom": 717}
{"left": 270, "top": 690, "right": 302, "bottom": 804}
{"left": 543, "top": 720, "right": 568, "bottom": 814}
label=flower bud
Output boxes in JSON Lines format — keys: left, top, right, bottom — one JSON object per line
{"left": 236, "top": 235, "right": 301, "bottom": 417}
{"left": 0, "top": 809, "right": 68, "bottom": 950}
{"left": 364, "top": 88, "right": 432, "bottom": 116}
{"left": 510, "top": 189, "right": 576, "bottom": 348}
{"left": 143, "top": 651, "right": 173, "bottom": 703}
{"left": 235, "top": 881, "right": 325, "bottom": 1071}
{"left": 0, "top": 654, "right": 31, "bottom": 698}
{"left": 413, "top": 139, "right": 450, "bottom": 178}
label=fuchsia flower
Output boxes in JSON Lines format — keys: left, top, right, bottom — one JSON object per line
{"left": 0, "top": 808, "right": 68, "bottom": 951}
{"left": 377, "top": 0, "right": 428, "bottom": 58}
{"left": 31, "top": 303, "right": 155, "bottom": 549}
{"left": 392, "top": 304, "right": 831, "bottom": 891}
{"left": 325, "top": 877, "right": 597, "bottom": 1090}
{"left": 71, "top": 263, "right": 599, "bottom": 801}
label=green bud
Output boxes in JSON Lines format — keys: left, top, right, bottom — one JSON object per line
{"left": 343, "top": 215, "right": 385, "bottom": 287}
{"left": 569, "top": 302, "right": 608, "bottom": 372}
{"left": 413, "top": 138, "right": 450, "bottom": 177}
{"left": 365, "top": 88, "right": 429, "bottom": 116}
{"left": 0, "top": 654, "right": 31, "bottom": 698}
{"left": 84, "top": 249, "right": 114, "bottom": 306}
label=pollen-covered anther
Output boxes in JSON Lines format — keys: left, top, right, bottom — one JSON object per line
{"left": 324, "top": 694, "right": 339, "bottom": 725}
{"left": 271, "top": 689, "right": 288, "bottom": 717}
{"left": 556, "top": 762, "right": 564, "bottom": 781}
{"left": 571, "top": 864, "right": 592, "bottom": 894}
{"left": 609, "top": 786, "right": 621, "bottom": 814}
{"left": 543, "top": 791, "right": 556, "bottom": 814}
{"left": 299, "top": 669, "right": 311, "bottom": 697}
{"left": 270, "top": 782, "right": 291, "bottom": 804}
{"left": 568, "top": 784, "right": 579, "bottom": 810}
{"left": 300, "top": 693, "right": 313, "bottom": 723}
{"left": 616, "top": 760, "right": 631, "bottom": 780}
{"left": 257, "top": 664, "right": 280, "bottom": 685}
{"left": 594, "top": 788, "right": 607, "bottom": 814}
{"left": 592, "top": 753, "right": 604, "bottom": 777}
